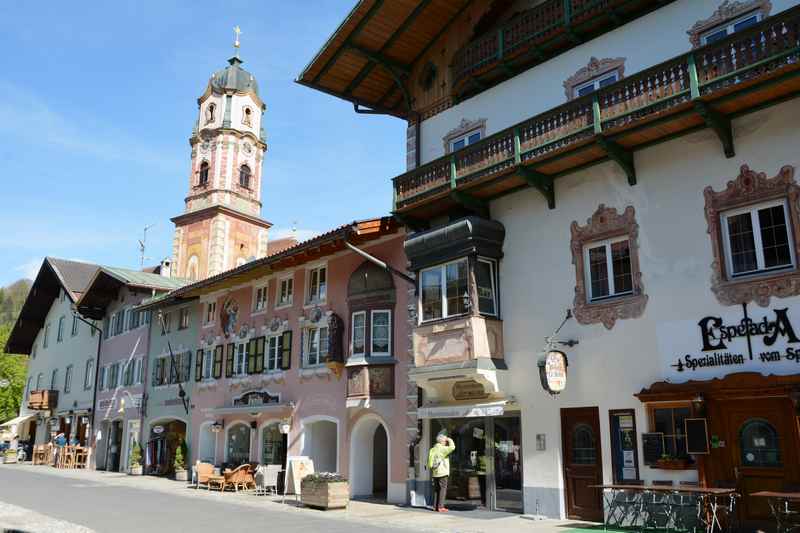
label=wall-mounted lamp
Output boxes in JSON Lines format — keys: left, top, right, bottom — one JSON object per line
{"left": 691, "top": 394, "right": 706, "bottom": 416}
{"left": 210, "top": 421, "right": 223, "bottom": 433}
{"left": 279, "top": 418, "right": 292, "bottom": 435}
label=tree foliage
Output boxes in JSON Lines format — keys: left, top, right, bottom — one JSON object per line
{"left": 0, "top": 279, "right": 32, "bottom": 423}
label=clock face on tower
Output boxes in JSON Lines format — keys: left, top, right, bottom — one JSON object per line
{"left": 200, "top": 141, "right": 211, "bottom": 153}
{"left": 242, "top": 142, "right": 252, "bottom": 155}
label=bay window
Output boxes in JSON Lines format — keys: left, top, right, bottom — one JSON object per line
{"left": 476, "top": 259, "right": 498, "bottom": 316}
{"left": 721, "top": 199, "right": 794, "bottom": 278}
{"left": 420, "top": 259, "right": 468, "bottom": 322}
{"left": 305, "top": 326, "right": 329, "bottom": 367}
{"left": 351, "top": 311, "right": 366, "bottom": 356}
{"left": 371, "top": 310, "right": 391, "bottom": 356}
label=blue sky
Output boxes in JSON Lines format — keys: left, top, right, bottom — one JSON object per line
{"left": 0, "top": 1, "right": 404, "bottom": 286}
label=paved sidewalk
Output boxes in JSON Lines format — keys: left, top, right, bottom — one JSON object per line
{"left": 0, "top": 501, "right": 96, "bottom": 533}
{"left": 0, "top": 463, "right": 597, "bottom": 533}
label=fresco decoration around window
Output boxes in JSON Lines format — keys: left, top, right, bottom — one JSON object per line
{"left": 687, "top": 0, "right": 772, "bottom": 48}
{"left": 221, "top": 298, "right": 240, "bottom": 338}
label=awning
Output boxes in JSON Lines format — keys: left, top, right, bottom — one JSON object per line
{"left": 0, "top": 414, "right": 35, "bottom": 428}
{"left": 418, "top": 400, "right": 513, "bottom": 419}
{"left": 206, "top": 403, "right": 292, "bottom": 416}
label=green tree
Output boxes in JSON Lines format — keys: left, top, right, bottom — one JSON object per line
{"left": 0, "top": 323, "right": 27, "bottom": 423}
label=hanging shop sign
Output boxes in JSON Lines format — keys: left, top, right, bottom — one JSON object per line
{"left": 657, "top": 303, "right": 800, "bottom": 383}
{"left": 538, "top": 350, "right": 568, "bottom": 395}
{"left": 152, "top": 425, "right": 165, "bottom": 435}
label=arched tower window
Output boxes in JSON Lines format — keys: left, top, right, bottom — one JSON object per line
{"left": 205, "top": 103, "right": 216, "bottom": 124}
{"left": 239, "top": 165, "right": 251, "bottom": 189}
{"left": 242, "top": 107, "right": 253, "bottom": 126}
{"left": 198, "top": 161, "right": 209, "bottom": 187}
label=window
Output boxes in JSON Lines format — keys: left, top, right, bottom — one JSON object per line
{"left": 584, "top": 237, "right": 633, "bottom": 301}
{"left": 162, "top": 312, "right": 172, "bottom": 334}
{"left": 123, "top": 361, "right": 134, "bottom": 387}
{"left": 97, "top": 367, "right": 106, "bottom": 391}
{"left": 84, "top": 359, "right": 94, "bottom": 390}
{"left": 420, "top": 259, "right": 468, "bottom": 322}
{"left": 205, "top": 103, "right": 216, "bottom": 123}
{"left": 174, "top": 352, "right": 191, "bottom": 383}
{"left": 242, "top": 106, "right": 252, "bottom": 126}
{"left": 202, "top": 349, "right": 213, "bottom": 379}
{"left": 700, "top": 11, "right": 762, "bottom": 45}
{"left": 57, "top": 316, "right": 65, "bottom": 342}
{"left": 199, "top": 161, "right": 209, "bottom": 186}
{"left": 134, "top": 358, "right": 143, "bottom": 385}
{"left": 103, "top": 317, "right": 110, "bottom": 340}
{"left": 254, "top": 286, "right": 268, "bottom": 312}
{"left": 60, "top": 289, "right": 66, "bottom": 303}
{"left": 739, "top": 418, "right": 781, "bottom": 467}
{"left": 721, "top": 200, "right": 795, "bottom": 278}
{"left": 449, "top": 129, "right": 481, "bottom": 152}
{"left": 305, "top": 326, "right": 329, "bottom": 367}
{"left": 572, "top": 423, "right": 597, "bottom": 465}
{"left": 71, "top": 315, "right": 79, "bottom": 336}
{"left": 178, "top": 307, "right": 190, "bottom": 330}
{"left": 204, "top": 302, "right": 216, "bottom": 325}
{"left": 50, "top": 369, "right": 59, "bottom": 391}
{"left": 307, "top": 266, "right": 327, "bottom": 304}
{"left": 573, "top": 71, "right": 619, "bottom": 98}
{"left": 371, "top": 310, "right": 391, "bottom": 356}
{"left": 115, "top": 310, "right": 125, "bottom": 336}
{"left": 129, "top": 310, "right": 140, "bottom": 330}
{"left": 351, "top": 311, "right": 366, "bottom": 356}
{"left": 651, "top": 405, "right": 693, "bottom": 463}
{"left": 239, "top": 165, "right": 251, "bottom": 189}
{"left": 152, "top": 358, "right": 166, "bottom": 386}
{"left": 109, "top": 363, "right": 119, "bottom": 389}
{"left": 278, "top": 277, "right": 293, "bottom": 307}
{"left": 266, "top": 336, "right": 280, "bottom": 372}
{"left": 235, "top": 344, "right": 247, "bottom": 376}
{"left": 36, "top": 373, "right": 43, "bottom": 390}
{"left": 476, "top": 259, "right": 498, "bottom": 316}
{"left": 64, "top": 365, "right": 72, "bottom": 393}
{"left": 43, "top": 324, "right": 50, "bottom": 348}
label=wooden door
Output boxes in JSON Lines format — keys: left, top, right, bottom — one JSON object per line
{"left": 725, "top": 398, "right": 800, "bottom": 523}
{"left": 561, "top": 407, "right": 604, "bottom": 522}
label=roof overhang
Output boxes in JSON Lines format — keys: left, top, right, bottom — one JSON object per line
{"left": 171, "top": 205, "right": 273, "bottom": 230}
{"left": 296, "top": 0, "right": 473, "bottom": 119}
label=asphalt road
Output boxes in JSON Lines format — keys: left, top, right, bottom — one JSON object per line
{"left": 0, "top": 467, "right": 408, "bottom": 533}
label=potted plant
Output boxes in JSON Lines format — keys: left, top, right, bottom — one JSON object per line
{"left": 300, "top": 472, "right": 349, "bottom": 510}
{"left": 173, "top": 440, "right": 188, "bottom": 482}
{"left": 128, "top": 443, "right": 143, "bottom": 476}
{"left": 655, "top": 453, "right": 691, "bottom": 469}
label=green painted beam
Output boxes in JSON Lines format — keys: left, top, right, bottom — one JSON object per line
{"left": 596, "top": 137, "right": 636, "bottom": 186}
{"left": 343, "top": 0, "right": 434, "bottom": 97}
{"left": 312, "top": 0, "right": 385, "bottom": 85}
{"left": 519, "top": 166, "right": 556, "bottom": 209}
{"left": 694, "top": 101, "right": 734, "bottom": 158}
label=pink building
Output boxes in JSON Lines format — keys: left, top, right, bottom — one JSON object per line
{"left": 167, "top": 218, "right": 412, "bottom": 502}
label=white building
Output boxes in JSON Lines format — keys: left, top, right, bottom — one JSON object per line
{"left": 300, "top": 0, "right": 800, "bottom": 527}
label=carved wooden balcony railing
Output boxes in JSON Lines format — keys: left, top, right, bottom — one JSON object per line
{"left": 451, "top": 0, "right": 668, "bottom": 98}
{"left": 27, "top": 389, "right": 59, "bottom": 411}
{"left": 395, "top": 7, "right": 800, "bottom": 216}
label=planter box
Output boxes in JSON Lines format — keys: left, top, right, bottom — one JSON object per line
{"left": 174, "top": 469, "right": 189, "bottom": 482}
{"left": 301, "top": 481, "right": 349, "bottom": 510}
{"left": 129, "top": 466, "right": 143, "bottom": 476}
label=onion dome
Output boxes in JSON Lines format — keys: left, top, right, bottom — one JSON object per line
{"left": 210, "top": 56, "right": 259, "bottom": 96}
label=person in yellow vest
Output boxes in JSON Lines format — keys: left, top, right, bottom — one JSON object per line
{"left": 428, "top": 432, "right": 456, "bottom": 512}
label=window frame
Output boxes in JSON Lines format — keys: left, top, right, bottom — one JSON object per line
{"left": 97, "top": 367, "right": 106, "bottom": 391}
{"left": 253, "top": 285, "right": 268, "bottom": 313}
{"left": 700, "top": 11, "right": 763, "bottom": 45}
{"left": 235, "top": 343, "right": 248, "bottom": 376}
{"left": 43, "top": 324, "right": 49, "bottom": 348}
{"left": 57, "top": 316, "right": 65, "bottom": 342}
{"left": 573, "top": 71, "right": 620, "bottom": 99}
{"left": 71, "top": 315, "right": 79, "bottom": 337}
{"left": 476, "top": 257, "right": 499, "bottom": 317}
{"left": 419, "top": 258, "right": 469, "bottom": 324}
{"left": 64, "top": 365, "right": 73, "bottom": 393}
{"left": 266, "top": 335, "right": 280, "bottom": 372}
{"left": 720, "top": 198, "right": 796, "bottom": 280}
{"left": 583, "top": 235, "right": 635, "bottom": 302}
{"left": 50, "top": 368, "right": 59, "bottom": 391}
{"left": 277, "top": 276, "right": 294, "bottom": 308}
{"left": 647, "top": 402, "right": 696, "bottom": 468}
{"left": 178, "top": 307, "right": 190, "bottom": 330}
{"left": 202, "top": 349, "right": 213, "bottom": 380}
{"left": 84, "top": 359, "right": 94, "bottom": 390}
{"left": 351, "top": 311, "right": 367, "bottom": 357}
{"left": 370, "top": 309, "right": 392, "bottom": 357}
{"left": 204, "top": 302, "right": 217, "bottom": 326}
{"left": 448, "top": 128, "right": 482, "bottom": 153}
{"left": 304, "top": 326, "right": 329, "bottom": 368}
{"left": 306, "top": 265, "right": 327, "bottom": 306}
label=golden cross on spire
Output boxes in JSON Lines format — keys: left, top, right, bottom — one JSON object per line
{"left": 233, "top": 25, "right": 242, "bottom": 50}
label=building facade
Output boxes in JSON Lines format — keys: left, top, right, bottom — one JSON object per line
{"left": 300, "top": 0, "right": 800, "bottom": 524}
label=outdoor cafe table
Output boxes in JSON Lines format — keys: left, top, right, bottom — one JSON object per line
{"left": 591, "top": 484, "right": 739, "bottom": 533}
{"left": 751, "top": 491, "right": 800, "bottom": 533}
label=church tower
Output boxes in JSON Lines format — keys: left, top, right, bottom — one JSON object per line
{"left": 171, "top": 31, "right": 271, "bottom": 281}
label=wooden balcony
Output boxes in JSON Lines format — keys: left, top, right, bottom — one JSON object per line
{"left": 27, "top": 390, "right": 58, "bottom": 411}
{"left": 413, "top": 316, "right": 504, "bottom": 368}
{"left": 395, "top": 7, "right": 800, "bottom": 219}
{"left": 452, "top": 0, "right": 666, "bottom": 99}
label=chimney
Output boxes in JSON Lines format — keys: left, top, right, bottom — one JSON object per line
{"left": 159, "top": 259, "right": 172, "bottom": 278}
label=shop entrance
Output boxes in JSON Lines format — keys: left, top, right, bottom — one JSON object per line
{"left": 430, "top": 415, "right": 522, "bottom": 513}
{"left": 561, "top": 407, "right": 604, "bottom": 522}
{"left": 107, "top": 420, "right": 123, "bottom": 472}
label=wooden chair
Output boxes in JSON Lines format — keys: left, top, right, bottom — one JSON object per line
{"left": 73, "top": 447, "right": 88, "bottom": 469}
{"left": 194, "top": 461, "right": 215, "bottom": 490}
{"left": 222, "top": 464, "right": 249, "bottom": 492}
{"left": 62, "top": 446, "right": 76, "bottom": 469}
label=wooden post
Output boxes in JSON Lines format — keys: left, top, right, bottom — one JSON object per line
{"left": 688, "top": 53, "right": 700, "bottom": 100}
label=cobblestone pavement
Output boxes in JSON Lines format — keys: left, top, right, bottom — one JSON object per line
{"left": 0, "top": 464, "right": 591, "bottom": 533}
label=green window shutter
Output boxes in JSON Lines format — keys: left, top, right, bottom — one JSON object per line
{"left": 279, "top": 331, "right": 292, "bottom": 370}
{"left": 255, "top": 337, "right": 265, "bottom": 373}
{"left": 182, "top": 351, "right": 192, "bottom": 383}
{"left": 247, "top": 339, "right": 257, "bottom": 374}
{"left": 195, "top": 349, "right": 203, "bottom": 382}
{"left": 213, "top": 346, "right": 223, "bottom": 379}
{"left": 225, "top": 343, "right": 235, "bottom": 378}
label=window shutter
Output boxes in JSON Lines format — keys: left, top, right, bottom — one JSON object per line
{"left": 195, "top": 349, "right": 204, "bottom": 382}
{"left": 279, "top": 331, "right": 292, "bottom": 370}
{"left": 213, "top": 346, "right": 223, "bottom": 379}
{"left": 247, "top": 338, "right": 258, "bottom": 374}
{"left": 225, "top": 343, "right": 235, "bottom": 378}
{"left": 183, "top": 351, "right": 192, "bottom": 383}
{"left": 254, "top": 337, "right": 265, "bottom": 373}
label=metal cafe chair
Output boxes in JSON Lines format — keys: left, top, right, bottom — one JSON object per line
{"left": 606, "top": 481, "right": 645, "bottom": 530}
{"left": 712, "top": 480, "right": 740, "bottom": 533}
{"left": 643, "top": 481, "right": 674, "bottom": 532}
{"left": 670, "top": 483, "right": 701, "bottom": 533}
{"left": 772, "top": 484, "right": 800, "bottom": 533}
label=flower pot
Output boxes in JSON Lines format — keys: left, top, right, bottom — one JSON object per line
{"left": 129, "top": 465, "right": 143, "bottom": 476}
{"left": 300, "top": 480, "right": 349, "bottom": 510}
{"left": 174, "top": 469, "right": 189, "bottom": 482}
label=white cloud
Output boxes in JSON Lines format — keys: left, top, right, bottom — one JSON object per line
{"left": 269, "top": 227, "right": 319, "bottom": 243}
{"left": 15, "top": 257, "right": 43, "bottom": 281}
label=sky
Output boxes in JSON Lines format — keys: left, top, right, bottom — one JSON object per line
{"left": 0, "top": 1, "right": 405, "bottom": 286}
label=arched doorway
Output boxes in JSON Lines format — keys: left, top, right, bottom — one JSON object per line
{"left": 198, "top": 422, "right": 217, "bottom": 464}
{"left": 302, "top": 417, "right": 338, "bottom": 473}
{"left": 225, "top": 423, "right": 251, "bottom": 467}
{"left": 146, "top": 419, "right": 187, "bottom": 476}
{"left": 349, "top": 415, "right": 389, "bottom": 500}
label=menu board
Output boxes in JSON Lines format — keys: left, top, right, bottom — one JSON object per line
{"left": 284, "top": 456, "right": 314, "bottom": 495}
{"left": 685, "top": 418, "right": 710, "bottom": 455}
{"left": 642, "top": 432, "right": 664, "bottom": 465}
